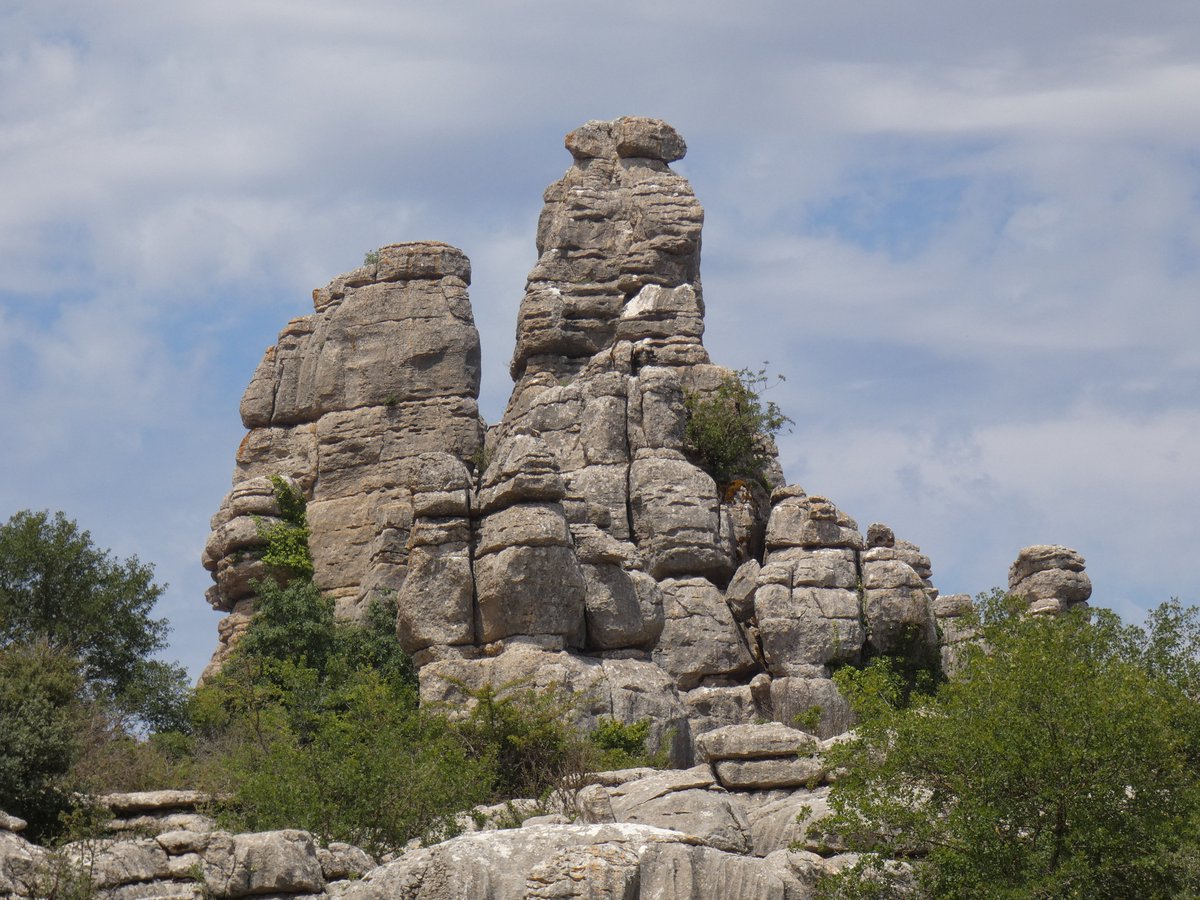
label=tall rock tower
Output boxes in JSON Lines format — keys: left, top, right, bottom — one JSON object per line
{"left": 202, "top": 118, "right": 983, "bottom": 762}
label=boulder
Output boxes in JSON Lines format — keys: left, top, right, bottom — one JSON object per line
{"left": 1009, "top": 545, "right": 1092, "bottom": 614}
{"left": 653, "top": 578, "right": 757, "bottom": 690}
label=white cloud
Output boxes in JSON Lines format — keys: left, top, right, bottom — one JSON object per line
{"left": 2, "top": 0, "right": 1199, "bottom": 677}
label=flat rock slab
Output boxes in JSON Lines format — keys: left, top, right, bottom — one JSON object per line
{"left": 98, "top": 791, "right": 211, "bottom": 814}
{"left": 696, "top": 723, "right": 819, "bottom": 762}
{"left": 604, "top": 766, "right": 716, "bottom": 810}
{"left": 714, "top": 757, "right": 827, "bottom": 790}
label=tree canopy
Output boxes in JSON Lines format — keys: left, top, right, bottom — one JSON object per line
{"left": 820, "top": 595, "right": 1200, "bottom": 899}
{"left": 0, "top": 510, "right": 187, "bottom": 729}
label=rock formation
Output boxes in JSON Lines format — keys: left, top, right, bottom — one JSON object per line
{"left": 0, "top": 116, "right": 1104, "bottom": 900}
{"left": 1008, "top": 544, "right": 1092, "bottom": 615}
{"left": 200, "top": 116, "right": 1090, "bottom": 762}
{"left": 0, "top": 727, "right": 876, "bottom": 899}
{"left": 201, "top": 243, "right": 484, "bottom": 677}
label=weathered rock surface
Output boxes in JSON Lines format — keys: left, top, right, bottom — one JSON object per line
{"left": 0, "top": 811, "right": 376, "bottom": 900}
{"left": 337, "top": 822, "right": 822, "bottom": 900}
{"left": 202, "top": 242, "right": 484, "bottom": 676}
{"left": 199, "top": 118, "right": 1095, "bottom": 808}
{"left": 1009, "top": 544, "right": 1092, "bottom": 615}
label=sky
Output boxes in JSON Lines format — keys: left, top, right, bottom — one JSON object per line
{"left": 3, "top": 1, "right": 1199, "bottom": 680}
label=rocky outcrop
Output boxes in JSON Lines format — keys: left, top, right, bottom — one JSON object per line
{"left": 200, "top": 116, "right": 1093, "bottom": 764}
{"left": 201, "top": 242, "right": 484, "bottom": 677}
{"left": 97, "top": 791, "right": 217, "bottom": 837}
{"left": 1009, "top": 544, "right": 1092, "bottom": 615}
{"left": 0, "top": 804, "right": 373, "bottom": 900}
{"left": 7, "top": 729, "right": 856, "bottom": 900}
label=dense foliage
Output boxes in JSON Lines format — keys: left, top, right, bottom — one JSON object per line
{"left": 683, "top": 366, "right": 791, "bottom": 489}
{"left": 0, "top": 510, "right": 190, "bottom": 838}
{"left": 255, "top": 476, "right": 315, "bottom": 580}
{"left": 819, "top": 594, "right": 1200, "bottom": 899}
{"left": 192, "top": 579, "right": 660, "bottom": 853}
{"left": 0, "top": 642, "right": 85, "bottom": 840}
{"left": 0, "top": 510, "right": 188, "bottom": 728}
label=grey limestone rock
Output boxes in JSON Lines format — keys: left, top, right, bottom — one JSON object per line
{"left": 596, "top": 767, "right": 753, "bottom": 854}
{"left": 513, "top": 116, "right": 703, "bottom": 381}
{"left": 474, "top": 543, "right": 586, "bottom": 646}
{"left": 0, "top": 830, "right": 47, "bottom": 898}
{"left": 316, "top": 843, "right": 375, "bottom": 882}
{"left": 1009, "top": 544, "right": 1092, "bottom": 614}
{"left": 418, "top": 646, "right": 690, "bottom": 765}
{"left": 653, "top": 577, "right": 757, "bottom": 690}
{"left": 201, "top": 830, "right": 324, "bottom": 898}
{"left": 65, "top": 839, "right": 170, "bottom": 890}
{"left": 714, "top": 757, "right": 826, "bottom": 791}
{"left": 339, "top": 823, "right": 699, "bottom": 900}
{"left": 581, "top": 563, "right": 664, "bottom": 650}
{"left": 202, "top": 242, "right": 484, "bottom": 674}
{"left": 696, "top": 723, "right": 820, "bottom": 762}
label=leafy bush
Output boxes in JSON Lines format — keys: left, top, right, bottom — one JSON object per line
{"left": 237, "top": 578, "right": 336, "bottom": 676}
{"left": 0, "top": 509, "right": 188, "bottom": 727}
{"left": 0, "top": 642, "right": 85, "bottom": 840}
{"left": 201, "top": 665, "right": 490, "bottom": 854}
{"left": 818, "top": 595, "right": 1200, "bottom": 898}
{"left": 588, "top": 717, "right": 658, "bottom": 770}
{"left": 683, "top": 366, "right": 791, "bottom": 489}
{"left": 454, "top": 683, "right": 575, "bottom": 803}
{"left": 256, "top": 476, "right": 314, "bottom": 580}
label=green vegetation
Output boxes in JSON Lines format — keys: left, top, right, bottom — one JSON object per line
{"left": 683, "top": 366, "right": 792, "bottom": 489}
{"left": 0, "top": 642, "right": 85, "bottom": 839}
{"left": 817, "top": 593, "right": 1200, "bottom": 899}
{"left": 363, "top": 249, "right": 381, "bottom": 266}
{"left": 0, "top": 510, "right": 189, "bottom": 839}
{"left": 255, "top": 476, "right": 314, "bottom": 580}
{"left": 180, "top": 480, "right": 661, "bottom": 854}
{"left": 192, "top": 596, "right": 661, "bottom": 854}
{"left": 0, "top": 509, "right": 188, "bottom": 730}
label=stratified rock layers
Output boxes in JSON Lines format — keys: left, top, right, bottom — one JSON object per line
{"left": 202, "top": 117, "right": 1090, "bottom": 758}
{"left": 202, "top": 242, "right": 484, "bottom": 678}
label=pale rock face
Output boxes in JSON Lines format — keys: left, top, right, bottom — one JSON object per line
{"left": 475, "top": 544, "right": 587, "bottom": 645}
{"left": 653, "top": 578, "right": 756, "bottom": 690}
{"left": 418, "top": 646, "right": 690, "bottom": 765}
{"left": 199, "top": 118, "right": 1093, "bottom": 774}
{"left": 513, "top": 116, "right": 704, "bottom": 381}
{"left": 202, "top": 242, "right": 484, "bottom": 671}
{"left": 695, "top": 723, "right": 820, "bottom": 762}
{"left": 1009, "top": 544, "right": 1092, "bottom": 614}
{"left": 630, "top": 451, "right": 734, "bottom": 581}
{"left": 582, "top": 563, "right": 664, "bottom": 650}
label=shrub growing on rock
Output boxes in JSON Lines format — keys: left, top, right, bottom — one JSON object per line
{"left": 683, "top": 366, "right": 791, "bottom": 489}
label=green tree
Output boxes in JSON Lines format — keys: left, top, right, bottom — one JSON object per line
{"left": 683, "top": 366, "right": 791, "bottom": 489}
{"left": 0, "top": 510, "right": 188, "bottom": 728}
{"left": 819, "top": 595, "right": 1200, "bottom": 899}
{"left": 0, "top": 641, "right": 86, "bottom": 840}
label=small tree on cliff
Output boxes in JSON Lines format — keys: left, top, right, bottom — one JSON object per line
{"left": 683, "top": 366, "right": 791, "bottom": 489}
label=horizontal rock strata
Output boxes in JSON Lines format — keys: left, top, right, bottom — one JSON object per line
{"left": 200, "top": 116, "right": 1093, "bottom": 770}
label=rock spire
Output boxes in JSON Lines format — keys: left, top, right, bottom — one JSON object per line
{"left": 200, "top": 117, "right": 1090, "bottom": 760}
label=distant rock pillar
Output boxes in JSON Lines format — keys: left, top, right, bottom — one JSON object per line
{"left": 1008, "top": 545, "right": 1092, "bottom": 615}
